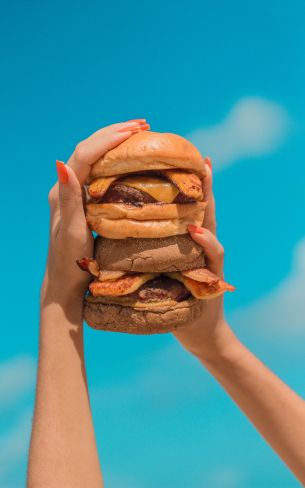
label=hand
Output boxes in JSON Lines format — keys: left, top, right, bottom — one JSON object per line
{"left": 173, "top": 159, "right": 236, "bottom": 361}
{"left": 42, "top": 119, "right": 150, "bottom": 305}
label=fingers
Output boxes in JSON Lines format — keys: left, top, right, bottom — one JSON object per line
{"left": 202, "top": 159, "right": 217, "bottom": 236}
{"left": 187, "top": 224, "right": 224, "bottom": 278}
{"left": 55, "top": 161, "right": 87, "bottom": 228}
{"left": 67, "top": 119, "right": 150, "bottom": 185}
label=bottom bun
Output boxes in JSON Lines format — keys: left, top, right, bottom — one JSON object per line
{"left": 84, "top": 297, "right": 206, "bottom": 334}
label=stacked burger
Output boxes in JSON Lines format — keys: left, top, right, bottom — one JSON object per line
{"left": 77, "top": 131, "right": 235, "bottom": 334}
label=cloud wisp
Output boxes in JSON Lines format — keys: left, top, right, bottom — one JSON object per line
{"left": 0, "top": 409, "right": 32, "bottom": 482}
{"left": 188, "top": 97, "right": 290, "bottom": 170}
{"left": 228, "top": 236, "right": 305, "bottom": 336}
{"left": 0, "top": 355, "right": 36, "bottom": 412}
{"left": 0, "top": 355, "right": 36, "bottom": 486}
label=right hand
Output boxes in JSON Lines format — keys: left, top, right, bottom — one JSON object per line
{"left": 173, "top": 160, "right": 236, "bottom": 361}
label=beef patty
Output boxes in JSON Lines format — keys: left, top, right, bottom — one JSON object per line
{"left": 99, "top": 180, "right": 195, "bottom": 205}
{"left": 101, "top": 183, "right": 156, "bottom": 205}
{"left": 130, "top": 276, "right": 191, "bottom": 303}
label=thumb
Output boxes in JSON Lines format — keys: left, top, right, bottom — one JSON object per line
{"left": 56, "top": 160, "right": 85, "bottom": 225}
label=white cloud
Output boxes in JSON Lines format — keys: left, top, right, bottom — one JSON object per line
{"left": 203, "top": 465, "right": 245, "bottom": 488}
{"left": 105, "top": 469, "right": 145, "bottom": 488}
{"left": 0, "top": 355, "right": 36, "bottom": 412}
{"left": 228, "top": 236, "right": 305, "bottom": 336}
{"left": 0, "top": 356, "right": 35, "bottom": 485}
{"left": 0, "top": 409, "right": 32, "bottom": 483}
{"left": 188, "top": 97, "right": 290, "bottom": 170}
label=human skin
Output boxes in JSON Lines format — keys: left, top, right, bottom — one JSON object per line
{"left": 27, "top": 119, "right": 150, "bottom": 488}
{"left": 27, "top": 123, "right": 305, "bottom": 486}
{"left": 174, "top": 159, "right": 305, "bottom": 485}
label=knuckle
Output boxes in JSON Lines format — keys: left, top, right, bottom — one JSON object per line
{"left": 216, "top": 244, "right": 225, "bottom": 259}
{"left": 74, "top": 141, "right": 87, "bottom": 163}
{"left": 48, "top": 186, "right": 57, "bottom": 206}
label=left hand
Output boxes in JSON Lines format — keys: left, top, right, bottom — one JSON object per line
{"left": 42, "top": 120, "right": 150, "bottom": 303}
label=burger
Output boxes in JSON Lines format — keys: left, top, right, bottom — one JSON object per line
{"left": 84, "top": 131, "right": 208, "bottom": 242}
{"left": 77, "top": 256, "right": 235, "bottom": 334}
{"left": 78, "top": 131, "right": 235, "bottom": 334}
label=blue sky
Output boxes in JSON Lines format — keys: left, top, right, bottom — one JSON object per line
{"left": 1, "top": 1, "right": 305, "bottom": 486}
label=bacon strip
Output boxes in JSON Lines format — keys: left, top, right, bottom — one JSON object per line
{"left": 165, "top": 269, "right": 235, "bottom": 299}
{"left": 76, "top": 257, "right": 127, "bottom": 281}
{"left": 89, "top": 273, "right": 157, "bottom": 297}
{"left": 163, "top": 170, "right": 204, "bottom": 201}
{"left": 88, "top": 176, "right": 118, "bottom": 199}
{"left": 76, "top": 257, "right": 100, "bottom": 277}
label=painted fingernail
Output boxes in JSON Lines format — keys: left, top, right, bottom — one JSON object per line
{"left": 187, "top": 224, "right": 204, "bottom": 234}
{"left": 139, "top": 123, "right": 150, "bottom": 130}
{"left": 118, "top": 122, "right": 140, "bottom": 131}
{"left": 56, "top": 160, "right": 69, "bottom": 184}
{"left": 128, "top": 118, "right": 147, "bottom": 123}
{"left": 118, "top": 122, "right": 149, "bottom": 133}
{"left": 131, "top": 123, "right": 150, "bottom": 133}
{"left": 205, "top": 157, "right": 212, "bottom": 171}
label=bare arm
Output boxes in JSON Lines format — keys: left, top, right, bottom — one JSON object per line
{"left": 27, "top": 119, "right": 149, "bottom": 487}
{"left": 174, "top": 159, "right": 305, "bottom": 485}
{"left": 201, "top": 323, "right": 305, "bottom": 484}
{"left": 28, "top": 290, "right": 104, "bottom": 488}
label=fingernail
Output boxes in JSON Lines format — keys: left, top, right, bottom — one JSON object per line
{"left": 205, "top": 157, "right": 212, "bottom": 171}
{"left": 128, "top": 118, "right": 147, "bottom": 123}
{"left": 130, "top": 124, "right": 150, "bottom": 133}
{"left": 137, "top": 123, "right": 150, "bottom": 131}
{"left": 187, "top": 224, "right": 204, "bottom": 234}
{"left": 118, "top": 122, "right": 147, "bottom": 133}
{"left": 56, "top": 160, "right": 69, "bottom": 184}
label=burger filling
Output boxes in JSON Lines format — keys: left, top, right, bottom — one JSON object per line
{"left": 77, "top": 258, "right": 236, "bottom": 305}
{"left": 129, "top": 276, "right": 191, "bottom": 303}
{"left": 87, "top": 170, "right": 203, "bottom": 205}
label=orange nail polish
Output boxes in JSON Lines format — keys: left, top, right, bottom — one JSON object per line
{"left": 205, "top": 157, "right": 212, "bottom": 171}
{"left": 56, "top": 160, "right": 69, "bottom": 184}
{"left": 118, "top": 121, "right": 147, "bottom": 133}
{"left": 130, "top": 124, "right": 150, "bottom": 133}
{"left": 128, "top": 118, "right": 147, "bottom": 123}
{"left": 187, "top": 224, "right": 204, "bottom": 234}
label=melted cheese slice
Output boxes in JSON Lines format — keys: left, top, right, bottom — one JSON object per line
{"left": 85, "top": 294, "right": 178, "bottom": 309}
{"left": 121, "top": 176, "right": 179, "bottom": 203}
{"left": 165, "top": 271, "right": 236, "bottom": 299}
{"left": 98, "top": 270, "right": 127, "bottom": 282}
{"left": 77, "top": 257, "right": 127, "bottom": 282}
{"left": 89, "top": 273, "right": 158, "bottom": 297}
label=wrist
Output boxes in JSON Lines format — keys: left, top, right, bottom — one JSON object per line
{"left": 40, "top": 275, "right": 85, "bottom": 320}
{"left": 195, "top": 321, "right": 241, "bottom": 365}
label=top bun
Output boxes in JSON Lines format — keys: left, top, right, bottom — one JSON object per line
{"left": 88, "top": 131, "right": 206, "bottom": 180}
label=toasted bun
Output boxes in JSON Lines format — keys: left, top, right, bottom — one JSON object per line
{"left": 87, "top": 214, "right": 205, "bottom": 239}
{"left": 84, "top": 297, "right": 206, "bottom": 334}
{"left": 86, "top": 202, "right": 206, "bottom": 221}
{"left": 88, "top": 131, "right": 206, "bottom": 180}
{"left": 94, "top": 234, "right": 206, "bottom": 272}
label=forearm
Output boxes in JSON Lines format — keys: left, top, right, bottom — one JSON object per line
{"left": 27, "top": 287, "right": 103, "bottom": 488}
{"left": 199, "top": 323, "right": 305, "bottom": 484}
